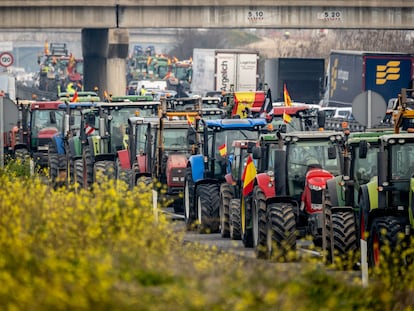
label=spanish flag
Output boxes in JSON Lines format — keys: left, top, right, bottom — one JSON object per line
{"left": 283, "top": 111, "right": 292, "bottom": 124}
{"left": 283, "top": 83, "right": 292, "bottom": 107}
{"left": 218, "top": 143, "right": 227, "bottom": 157}
{"left": 242, "top": 155, "right": 257, "bottom": 196}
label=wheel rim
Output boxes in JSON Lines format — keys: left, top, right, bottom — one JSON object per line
{"left": 373, "top": 231, "right": 380, "bottom": 266}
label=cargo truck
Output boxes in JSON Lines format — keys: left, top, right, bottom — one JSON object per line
{"left": 323, "top": 50, "right": 414, "bottom": 108}
{"left": 191, "top": 49, "right": 259, "bottom": 96}
{"left": 264, "top": 58, "right": 325, "bottom": 105}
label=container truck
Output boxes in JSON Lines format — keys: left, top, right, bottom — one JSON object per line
{"left": 191, "top": 49, "right": 259, "bottom": 96}
{"left": 323, "top": 50, "right": 414, "bottom": 108}
{"left": 264, "top": 58, "right": 325, "bottom": 105}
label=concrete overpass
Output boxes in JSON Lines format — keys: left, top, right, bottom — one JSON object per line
{"left": 1, "top": 0, "right": 413, "bottom": 95}
{"left": 1, "top": 1, "right": 413, "bottom": 29}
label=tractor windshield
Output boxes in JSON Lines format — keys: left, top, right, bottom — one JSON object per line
{"left": 134, "top": 123, "right": 157, "bottom": 156}
{"left": 214, "top": 129, "right": 259, "bottom": 157}
{"left": 391, "top": 143, "right": 414, "bottom": 180}
{"left": 31, "top": 109, "right": 64, "bottom": 137}
{"left": 163, "top": 128, "right": 188, "bottom": 150}
{"left": 354, "top": 143, "right": 378, "bottom": 186}
{"left": 287, "top": 140, "right": 341, "bottom": 197}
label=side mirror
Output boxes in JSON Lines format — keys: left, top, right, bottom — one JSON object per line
{"left": 50, "top": 111, "right": 56, "bottom": 124}
{"left": 359, "top": 140, "right": 368, "bottom": 159}
{"left": 328, "top": 146, "right": 336, "bottom": 159}
{"left": 69, "top": 115, "right": 75, "bottom": 126}
{"left": 317, "top": 110, "right": 325, "bottom": 128}
{"left": 125, "top": 127, "right": 130, "bottom": 135}
{"left": 252, "top": 146, "right": 261, "bottom": 159}
{"left": 87, "top": 113, "right": 96, "bottom": 125}
{"left": 247, "top": 141, "right": 256, "bottom": 153}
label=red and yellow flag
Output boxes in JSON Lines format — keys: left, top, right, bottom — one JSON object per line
{"left": 242, "top": 155, "right": 257, "bottom": 196}
{"left": 218, "top": 143, "right": 227, "bottom": 157}
{"left": 283, "top": 111, "right": 292, "bottom": 124}
{"left": 71, "top": 91, "right": 79, "bottom": 103}
{"left": 283, "top": 83, "right": 292, "bottom": 107}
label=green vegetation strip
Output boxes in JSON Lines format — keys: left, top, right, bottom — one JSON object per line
{"left": 0, "top": 160, "right": 412, "bottom": 310}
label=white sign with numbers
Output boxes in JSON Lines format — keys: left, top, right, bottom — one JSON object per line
{"left": 317, "top": 11, "right": 343, "bottom": 21}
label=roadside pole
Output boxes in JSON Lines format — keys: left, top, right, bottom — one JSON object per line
{"left": 0, "top": 91, "right": 4, "bottom": 169}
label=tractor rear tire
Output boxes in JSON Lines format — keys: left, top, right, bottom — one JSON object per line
{"left": 83, "top": 148, "right": 93, "bottom": 189}
{"left": 196, "top": 183, "right": 220, "bottom": 234}
{"left": 229, "top": 199, "right": 242, "bottom": 240}
{"left": 267, "top": 203, "right": 296, "bottom": 262}
{"left": 184, "top": 166, "right": 196, "bottom": 230}
{"left": 94, "top": 160, "right": 116, "bottom": 183}
{"left": 252, "top": 186, "right": 267, "bottom": 258}
{"left": 369, "top": 217, "right": 405, "bottom": 268}
{"left": 326, "top": 210, "right": 358, "bottom": 268}
{"left": 220, "top": 183, "right": 233, "bottom": 238}
{"left": 74, "top": 159, "right": 84, "bottom": 189}
{"left": 15, "top": 148, "right": 30, "bottom": 163}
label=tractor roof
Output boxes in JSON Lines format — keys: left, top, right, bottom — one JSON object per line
{"left": 205, "top": 118, "right": 267, "bottom": 130}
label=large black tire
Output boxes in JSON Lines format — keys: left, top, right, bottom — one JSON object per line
{"left": 94, "top": 160, "right": 116, "bottom": 183}
{"left": 183, "top": 166, "right": 196, "bottom": 230}
{"left": 74, "top": 159, "right": 84, "bottom": 189}
{"left": 116, "top": 160, "right": 134, "bottom": 189}
{"left": 252, "top": 186, "right": 267, "bottom": 258}
{"left": 48, "top": 153, "right": 58, "bottom": 183}
{"left": 196, "top": 183, "right": 220, "bottom": 234}
{"left": 83, "top": 148, "right": 94, "bottom": 189}
{"left": 243, "top": 197, "right": 254, "bottom": 248}
{"left": 15, "top": 148, "right": 30, "bottom": 163}
{"left": 229, "top": 199, "right": 242, "bottom": 240}
{"left": 66, "top": 147, "right": 75, "bottom": 185}
{"left": 219, "top": 183, "right": 233, "bottom": 238}
{"left": 48, "top": 142, "right": 58, "bottom": 181}
{"left": 369, "top": 217, "right": 405, "bottom": 268}
{"left": 266, "top": 203, "right": 297, "bottom": 262}
{"left": 326, "top": 210, "right": 358, "bottom": 268}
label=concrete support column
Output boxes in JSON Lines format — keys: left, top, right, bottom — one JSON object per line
{"left": 82, "top": 28, "right": 129, "bottom": 97}
{"left": 107, "top": 28, "right": 129, "bottom": 96}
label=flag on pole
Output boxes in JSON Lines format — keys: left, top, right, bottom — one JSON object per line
{"left": 260, "top": 88, "right": 273, "bottom": 118}
{"left": 283, "top": 111, "right": 292, "bottom": 124}
{"left": 242, "top": 155, "right": 257, "bottom": 196}
{"left": 71, "top": 91, "right": 79, "bottom": 103}
{"left": 218, "top": 143, "right": 227, "bottom": 157}
{"left": 186, "top": 114, "right": 193, "bottom": 126}
{"left": 283, "top": 83, "right": 292, "bottom": 107}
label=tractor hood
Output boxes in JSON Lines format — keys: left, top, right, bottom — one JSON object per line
{"left": 38, "top": 127, "right": 59, "bottom": 139}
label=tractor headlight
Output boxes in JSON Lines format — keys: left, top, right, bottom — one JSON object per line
{"left": 309, "top": 184, "right": 323, "bottom": 191}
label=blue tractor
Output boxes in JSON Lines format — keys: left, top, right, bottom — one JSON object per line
{"left": 184, "top": 118, "right": 268, "bottom": 233}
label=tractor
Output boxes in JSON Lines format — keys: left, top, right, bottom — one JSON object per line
{"left": 326, "top": 88, "right": 414, "bottom": 267}
{"left": 254, "top": 130, "right": 348, "bottom": 260}
{"left": 221, "top": 139, "right": 258, "bottom": 246}
{"left": 48, "top": 101, "right": 98, "bottom": 187}
{"left": 72, "top": 99, "right": 160, "bottom": 188}
{"left": 184, "top": 118, "right": 268, "bottom": 233}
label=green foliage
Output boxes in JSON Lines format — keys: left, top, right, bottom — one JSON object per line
{"left": 1, "top": 165, "right": 414, "bottom": 310}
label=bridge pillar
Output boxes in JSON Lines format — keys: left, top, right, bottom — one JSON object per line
{"left": 82, "top": 28, "right": 129, "bottom": 97}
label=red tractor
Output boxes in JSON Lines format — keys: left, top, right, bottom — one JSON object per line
{"left": 251, "top": 131, "right": 345, "bottom": 260}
